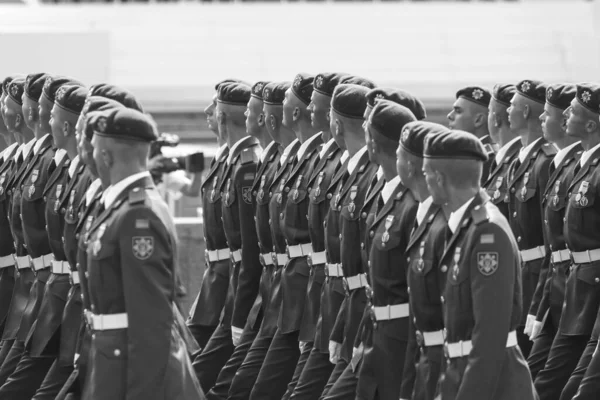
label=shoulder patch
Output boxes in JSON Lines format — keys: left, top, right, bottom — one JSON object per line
{"left": 128, "top": 186, "right": 148, "bottom": 205}
{"left": 541, "top": 143, "right": 558, "bottom": 156}
{"left": 477, "top": 252, "right": 499, "bottom": 276}
{"left": 471, "top": 204, "right": 489, "bottom": 225}
{"left": 241, "top": 147, "right": 259, "bottom": 165}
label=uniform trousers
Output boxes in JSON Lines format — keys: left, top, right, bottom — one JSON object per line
{"left": 528, "top": 316, "right": 559, "bottom": 381}
{"left": 205, "top": 326, "right": 258, "bottom": 400}
{"left": 227, "top": 335, "right": 273, "bottom": 400}
{"left": 573, "top": 341, "right": 600, "bottom": 400}
{"left": 559, "top": 338, "right": 598, "bottom": 400}
{"left": 320, "top": 359, "right": 347, "bottom": 399}
{"left": 189, "top": 324, "right": 218, "bottom": 351}
{"left": 31, "top": 360, "right": 73, "bottom": 400}
{"left": 0, "top": 340, "right": 24, "bottom": 386}
{"left": 289, "top": 347, "right": 334, "bottom": 400}
{"left": 0, "top": 353, "right": 54, "bottom": 400}
{"left": 412, "top": 346, "right": 444, "bottom": 400}
{"left": 249, "top": 329, "right": 300, "bottom": 400}
{"left": 0, "top": 340, "right": 15, "bottom": 371}
{"left": 193, "top": 324, "right": 235, "bottom": 393}
{"left": 517, "top": 326, "right": 533, "bottom": 359}
{"left": 534, "top": 333, "right": 589, "bottom": 400}
{"left": 282, "top": 341, "right": 313, "bottom": 400}
{"left": 322, "top": 361, "right": 358, "bottom": 400}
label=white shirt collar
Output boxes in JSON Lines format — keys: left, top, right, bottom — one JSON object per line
{"left": 495, "top": 136, "right": 521, "bottom": 165}
{"left": 319, "top": 138, "right": 336, "bottom": 159}
{"left": 85, "top": 178, "right": 103, "bottom": 207}
{"left": 215, "top": 144, "right": 228, "bottom": 161}
{"left": 2, "top": 143, "right": 18, "bottom": 162}
{"left": 381, "top": 175, "right": 401, "bottom": 204}
{"left": 296, "top": 133, "right": 321, "bottom": 162}
{"left": 518, "top": 137, "right": 543, "bottom": 164}
{"left": 227, "top": 137, "right": 250, "bottom": 165}
{"left": 68, "top": 155, "right": 80, "bottom": 178}
{"left": 103, "top": 171, "right": 151, "bottom": 208}
{"left": 33, "top": 134, "right": 50, "bottom": 155}
{"left": 22, "top": 138, "right": 36, "bottom": 160}
{"left": 280, "top": 139, "right": 299, "bottom": 166}
{"left": 376, "top": 166, "right": 384, "bottom": 181}
{"left": 416, "top": 196, "right": 434, "bottom": 226}
{"left": 581, "top": 142, "right": 600, "bottom": 167}
{"left": 448, "top": 196, "right": 476, "bottom": 234}
{"left": 260, "top": 141, "right": 276, "bottom": 163}
{"left": 54, "top": 149, "right": 67, "bottom": 166}
{"left": 340, "top": 150, "right": 349, "bottom": 164}
{"left": 347, "top": 146, "right": 368, "bottom": 174}
{"left": 553, "top": 141, "right": 581, "bottom": 168}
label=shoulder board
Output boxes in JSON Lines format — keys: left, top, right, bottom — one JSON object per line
{"left": 483, "top": 143, "right": 495, "bottom": 154}
{"left": 471, "top": 204, "right": 489, "bottom": 225}
{"left": 240, "top": 147, "right": 258, "bottom": 165}
{"left": 541, "top": 143, "right": 558, "bottom": 156}
{"left": 128, "top": 186, "right": 148, "bottom": 205}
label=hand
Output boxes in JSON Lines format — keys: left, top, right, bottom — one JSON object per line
{"left": 231, "top": 326, "right": 243, "bottom": 347}
{"left": 530, "top": 320, "right": 543, "bottom": 340}
{"left": 147, "top": 155, "right": 165, "bottom": 171}
{"left": 524, "top": 314, "right": 535, "bottom": 336}
{"left": 299, "top": 341, "right": 308, "bottom": 352}
{"left": 329, "top": 340, "right": 342, "bottom": 364}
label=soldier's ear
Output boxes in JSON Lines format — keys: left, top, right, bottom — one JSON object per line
{"left": 269, "top": 115, "right": 277, "bottom": 131}
{"left": 15, "top": 114, "right": 21, "bottom": 128}
{"left": 493, "top": 113, "right": 502, "bottom": 128}
{"left": 335, "top": 119, "right": 343, "bottom": 137}
{"left": 101, "top": 148, "right": 113, "bottom": 169}
{"left": 585, "top": 119, "right": 597, "bottom": 134}
{"left": 292, "top": 107, "right": 301, "bottom": 122}
{"left": 257, "top": 113, "right": 265, "bottom": 127}
{"left": 63, "top": 121, "right": 71, "bottom": 137}
{"left": 474, "top": 112, "right": 486, "bottom": 128}
{"left": 523, "top": 104, "right": 531, "bottom": 120}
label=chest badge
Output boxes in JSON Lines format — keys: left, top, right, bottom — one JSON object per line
{"left": 521, "top": 172, "right": 530, "bottom": 198}
{"left": 293, "top": 175, "right": 303, "bottom": 201}
{"left": 477, "top": 252, "right": 499, "bottom": 276}
{"left": 314, "top": 171, "right": 324, "bottom": 198}
{"left": 92, "top": 223, "right": 107, "bottom": 256}
{"left": 577, "top": 181, "right": 589, "bottom": 206}
{"left": 493, "top": 176, "right": 503, "bottom": 200}
{"left": 132, "top": 236, "right": 154, "bottom": 260}
{"left": 54, "top": 184, "right": 63, "bottom": 212}
{"left": 348, "top": 185, "right": 358, "bottom": 217}
{"left": 416, "top": 241, "right": 425, "bottom": 272}
{"left": 452, "top": 247, "right": 461, "bottom": 280}
{"left": 31, "top": 169, "right": 39, "bottom": 184}
{"left": 257, "top": 176, "right": 266, "bottom": 202}
{"left": 381, "top": 215, "right": 394, "bottom": 247}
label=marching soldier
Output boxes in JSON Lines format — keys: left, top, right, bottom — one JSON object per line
{"left": 506, "top": 79, "right": 556, "bottom": 358}
{"left": 423, "top": 129, "right": 537, "bottom": 400}
{"left": 192, "top": 81, "right": 261, "bottom": 392}
{"left": 398, "top": 122, "right": 450, "bottom": 400}
{"left": 483, "top": 84, "right": 521, "bottom": 219}
{"left": 81, "top": 108, "right": 203, "bottom": 400}
{"left": 526, "top": 84, "right": 580, "bottom": 380}
{"left": 205, "top": 80, "right": 277, "bottom": 400}
{"left": 534, "top": 84, "right": 600, "bottom": 400}
{"left": 353, "top": 101, "right": 418, "bottom": 400}
{"left": 227, "top": 81, "right": 300, "bottom": 400}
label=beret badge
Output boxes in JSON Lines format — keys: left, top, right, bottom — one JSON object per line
{"left": 255, "top": 82, "right": 264, "bottom": 94}
{"left": 10, "top": 84, "right": 18, "bottom": 98}
{"left": 263, "top": 88, "right": 271, "bottom": 101}
{"left": 44, "top": 78, "right": 52, "bottom": 91}
{"left": 472, "top": 89, "right": 484, "bottom": 100}
{"left": 582, "top": 91, "right": 592, "bottom": 104}
{"left": 56, "top": 87, "right": 67, "bottom": 102}
{"left": 294, "top": 75, "right": 302, "bottom": 89}
{"left": 96, "top": 117, "right": 108, "bottom": 133}
{"left": 401, "top": 127, "right": 410, "bottom": 143}
{"left": 315, "top": 76, "right": 324, "bottom": 89}
{"left": 375, "top": 93, "right": 385, "bottom": 101}
{"left": 521, "top": 81, "right": 531, "bottom": 93}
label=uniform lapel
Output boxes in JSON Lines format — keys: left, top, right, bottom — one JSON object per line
{"left": 508, "top": 139, "right": 545, "bottom": 187}
{"left": 543, "top": 145, "right": 582, "bottom": 197}
{"left": 43, "top": 156, "right": 70, "bottom": 195}
{"left": 308, "top": 143, "right": 339, "bottom": 184}
{"left": 361, "top": 177, "right": 385, "bottom": 214}
{"left": 406, "top": 204, "right": 441, "bottom": 252}
{"left": 57, "top": 162, "right": 86, "bottom": 209}
{"left": 253, "top": 143, "right": 281, "bottom": 189}
{"left": 370, "top": 182, "right": 405, "bottom": 229}
{"left": 568, "top": 148, "right": 600, "bottom": 192}
{"left": 338, "top": 151, "right": 370, "bottom": 201}
{"left": 483, "top": 139, "right": 521, "bottom": 188}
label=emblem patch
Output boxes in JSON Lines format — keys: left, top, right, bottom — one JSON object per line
{"left": 242, "top": 186, "right": 252, "bottom": 204}
{"left": 132, "top": 236, "right": 154, "bottom": 260}
{"left": 477, "top": 252, "right": 499, "bottom": 276}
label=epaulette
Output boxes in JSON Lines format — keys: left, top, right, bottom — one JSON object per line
{"left": 240, "top": 146, "right": 259, "bottom": 165}
{"left": 128, "top": 186, "right": 148, "bottom": 205}
{"left": 483, "top": 143, "right": 495, "bottom": 155}
{"left": 541, "top": 143, "right": 558, "bottom": 156}
{"left": 471, "top": 204, "right": 489, "bottom": 225}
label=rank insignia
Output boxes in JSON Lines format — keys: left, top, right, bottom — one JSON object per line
{"left": 493, "top": 176, "right": 503, "bottom": 200}
{"left": 132, "top": 236, "right": 154, "bottom": 260}
{"left": 31, "top": 169, "right": 39, "bottom": 183}
{"left": 582, "top": 91, "right": 592, "bottom": 104}
{"left": 242, "top": 186, "right": 252, "bottom": 204}
{"left": 348, "top": 186, "right": 358, "bottom": 216}
{"left": 452, "top": 247, "right": 461, "bottom": 280}
{"left": 477, "top": 252, "right": 499, "bottom": 276}
{"left": 381, "top": 215, "right": 394, "bottom": 247}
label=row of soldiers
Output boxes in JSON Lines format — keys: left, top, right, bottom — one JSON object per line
{"left": 186, "top": 75, "right": 600, "bottom": 400}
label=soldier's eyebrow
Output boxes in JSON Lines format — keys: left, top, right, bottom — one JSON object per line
{"left": 453, "top": 106, "right": 462, "bottom": 112}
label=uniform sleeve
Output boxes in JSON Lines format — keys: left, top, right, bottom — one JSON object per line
{"left": 330, "top": 296, "right": 347, "bottom": 344}
{"left": 353, "top": 306, "right": 370, "bottom": 348}
{"left": 118, "top": 207, "right": 174, "bottom": 400}
{"left": 535, "top": 257, "right": 553, "bottom": 322}
{"left": 231, "top": 162, "right": 262, "bottom": 329}
{"left": 400, "top": 309, "right": 418, "bottom": 400}
{"left": 456, "top": 223, "right": 515, "bottom": 400}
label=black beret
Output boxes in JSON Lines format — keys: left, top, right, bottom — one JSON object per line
{"left": 251, "top": 81, "right": 270, "bottom": 100}
{"left": 91, "top": 107, "right": 158, "bottom": 143}
{"left": 2, "top": 75, "right": 22, "bottom": 96}
{"left": 331, "top": 84, "right": 370, "bottom": 119}
{"left": 24, "top": 73, "right": 49, "bottom": 102}
{"left": 424, "top": 129, "right": 488, "bottom": 162}
{"left": 492, "top": 84, "right": 516, "bottom": 107}
{"left": 263, "top": 81, "right": 291, "bottom": 105}
{"left": 214, "top": 78, "right": 250, "bottom": 91}
{"left": 456, "top": 86, "right": 491, "bottom": 107}
{"left": 43, "top": 76, "right": 83, "bottom": 103}
{"left": 575, "top": 83, "right": 600, "bottom": 114}
{"left": 366, "top": 88, "right": 427, "bottom": 120}
{"left": 400, "top": 121, "right": 450, "bottom": 158}
{"left": 7, "top": 78, "right": 26, "bottom": 106}
{"left": 88, "top": 83, "right": 143, "bottom": 112}
{"left": 55, "top": 85, "right": 88, "bottom": 115}
{"left": 516, "top": 80, "right": 547, "bottom": 104}
{"left": 368, "top": 100, "right": 417, "bottom": 142}
{"left": 291, "top": 73, "right": 314, "bottom": 105}
{"left": 217, "top": 82, "right": 251, "bottom": 106}
{"left": 82, "top": 96, "right": 125, "bottom": 118}
{"left": 340, "top": 75, "right": 376, "bottom": 90}
{"left": 546, "top": 84, "right": 576, "bottom": 110}
{"left": 313, "top": 72, "right": 349, "bottom": 97}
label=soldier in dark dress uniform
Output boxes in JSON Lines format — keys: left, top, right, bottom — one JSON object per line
{"left": 423, "top": 130, "right": 537, "bottom": 400}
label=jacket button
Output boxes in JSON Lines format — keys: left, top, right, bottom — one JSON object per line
{"left": 407, "top": 286, "right": 410, "bottom": 294}
{"left": 285, "top": 187, "right": 290, "bottom": 193}
{"left": 45, "top": 225, "right": 48, "bottom": 230}
{"left": 440, "top": 296, "right": 445, "bottom": 303}
{"left": 361, "top": 212, "right": 367, "bottom": 219}
{"left": 512, "top": 212, "right": 517, "bottom": 218}
{"left": 338, "top": 234, "right": 342, "bottom": 240}
{"left": 441, "top": 265, "right": 448, "bottom": 273}
{"left": 44, "top": 196, "right": 47, "bottom": 202}
{"left": 269, "top": 219, "right": 272, "bottom": 224}
{"left": 76, "top": 263, "right": 80, "bottom": 268}
{"left": 280, "top": 213, "right": 284, "bottom": 220}
{"left": 20, "top": 213, "right": 23, "bottom": 220}
{"left": 595, "top": 277, "right": 600, "bottom": 283}
{"left": 323, "top": 221, "right": 326, "bottom": 227}
{"left": 253, "top": 191, "right": 257, "bottom": 196}
{"left": 544, "top": 219, "right": 548, "bottom": 224}
{"left": 254, "top": 216, "right": 257, "bottom": 221}
{"left": 337, "top": 206, "right": 341, "bottom": 211}
{"left": 75, "top": 234, "right": 80, "bottom": 240}
{"left": 361, "top": 242, "right": 365, "bottom": 249}
{"left": 517, "top": 236, "right": 522, "bottom": 243}
{"left": 369, "top": 231, "right": 374, "bottom": 238}
{"left": 114, "top": 349, "right": 121, "bottom": 357}
{"left": 327, "top": 193, "right": 332, "bottom": 199}
{"left": 563, "top": 217, "right": 566, "bottom": 223}
{"left": 511, "top": 188, "right": 516, "bottom": 193}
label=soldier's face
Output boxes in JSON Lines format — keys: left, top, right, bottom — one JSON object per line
{"left": 330, "top": 110, "right": 346, "bottom": 150}
{"left": 38, "top": 98, "right": 53, "bottom": 135}
{"left": 365, "top": 124, "right": 376, "bottom": 163}
{"left": 3, "top": 99, "right": 21, "bottom": 133}
{"left": 448, "top": 98, "right": 476, "bottom": 132}
{"left": 487, "top": 99, "right": 501, "bottom": 143}
{"left": 507, "top": 94, "right": 526, "bottom": 131}
{"left": 282, "top": 89, "right": 295, "bottom": 130}
{"left": 540, "top": 103, "right": 566, "bottom": 144}
{"left": 564, "top": 100, "right": 590, "bottom": 139}
{"left": 423, "top": 160, "right": 446, "bottom": 205}
{"left": 245, "top": 97, "right": 264, "bottom": 137}
{"left": 91, "top": 135, "right": 110, "bottom": 185}
{"left": 21, "top": 96, "right": 38, "bottom": 131}
{"left": 204, "top": 94, "right": 218, "bottom": 136}
{"left": 396, "top": 146, "right": 411, "bottom": 186}
{"left": 49, "top": 105, "right": 67, "bottom": 149}
{"left": 0, "top": 94, "right": 8, "bottom": 133}
{"left": 308, "top": 91, "right": 331, "bottom": 132}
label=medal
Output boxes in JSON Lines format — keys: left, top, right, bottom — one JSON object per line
{"left": 493, "top": 177, "right": 503, "bottom": 200}
{"left": 521, "top": 172, "right": 529, "bottom": 198}
{"left": 381, "top": 215, "right": 394, "bottom": 247}
{"left": 293, "top": 175, "right": 303, "bottom": 201}
{"left": 348, "top": 186, "right": 358, "bottom": 216}
{"left": 54, "top": 184, "right": 63, "bottom": 212}
{"left": 93, "top": 223, "right": 107, "bottom": 256}
{"left": 552, "top": 180, "right": 560, "bottom": 206}
{"left": 85, "top": 216, "right": 93, "bottom": 232}
{"left": 314, "top": 172, "right": 324, "bottom": 198}
{"left": 452, "top": 247, "right": 461, "bottom": 280}
{"left": 257, "top": 176, "right": 266, "bottom": 201}
{"left": 579, "top": 181, "right": 589, "bottom": 206}
{"left": 277, "top": 178, "right": 285, "bottom": 205}
{"left": 67, "top": 190, "right": 76, "bottom": 218}
{"left": 225, "top": 179, "right": 231, "bottom": 203}
{"left": 31, "top": 169, "right": 39, "bottom": 184}
{"left": 416, "top": 241, "right": 425, "bottom": 272}
{"left": 210, "top": 177, "right": 218, "bottom": 201}
{"left": 29, "top": 185, "right": 35, "bottom": 197}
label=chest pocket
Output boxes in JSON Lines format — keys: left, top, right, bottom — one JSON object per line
{"left": 516, "top": 171, "right": 537, "bottom": 203}
{"left": 222, "top": 178, "right": 237, "bottom": 208}
{"left": 373, "top": 214, "right": 402, "bottom": 251}
{"left": 22, "top": 176, "right": 45, "bottom": 202}
{"left": 570, "top": 180, "right": 596, "bottom": 209}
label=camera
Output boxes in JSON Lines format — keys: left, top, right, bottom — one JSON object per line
{"left": 150, "top": 133, "right": 205, "bottom": 184}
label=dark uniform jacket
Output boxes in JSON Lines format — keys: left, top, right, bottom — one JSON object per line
{"left": 188, "top": 146, "right": 231, "bottom": 328}
{"left": 302, "top": 141, "right": 343, "bottom": 344}
{"left": 245, "top": 142, "right": 282, "bottom": 332}
{"left": 400, "top": 203, "right": 448, "bottom": 400}
{"left": 480, "top": 135, "right": 498, "bottom": 185}
{"left": 259, "top": 140, "right": 300, "bottom": 338}
{"left": 219, "top": 136, "right": 261, "bottom": 330}
{"left": 357, "top": 182, "right": 418, "bottom": 400}
{"left": 280, "top": 134, "right": 323, "bottom": 335}
{"left": 331, "top": 149, "right": 378, "bottom": 362}
{"left": 483, "top": 138, "right": 522, "bottom": 219}
{"left": 535, "top": 143, "right": 582, "bottom": 327}
{"left": 440, "top": 191, "right": 536, "bottom": 400}
{"left": 506, "top": 137, "right": 556, "bottom": 324}
{"left": 83, "top": 175, "right": 203, "bottom": 400}
{"left": 561, "top": 146, "right": 600, "bottom": 337}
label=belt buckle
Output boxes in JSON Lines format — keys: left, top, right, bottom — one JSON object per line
{"left": 342, "top": 278, "right": 349, "bottom": 296}
{"left": 369, "top": 307, "right": 378, "bottom": 330}
{"left": 259, "top": 254, "right": 266, "bottom": 267}
{"left": 271, "top": 253, "right": 278, "bottom": 267}
{"left": 307, "top": 253, "right": 313, "bottom": 267}
{"left": 204, "top": 249, "right": 209, "bottom": 263}
{"left": 416, "top": 330, "right": 424, "bottom": 347}
{"left": 443, "top": 342, "right": 450, "bottom": 359}
{"left": 365, "top": 286, "right": 374, "bottom": 303}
